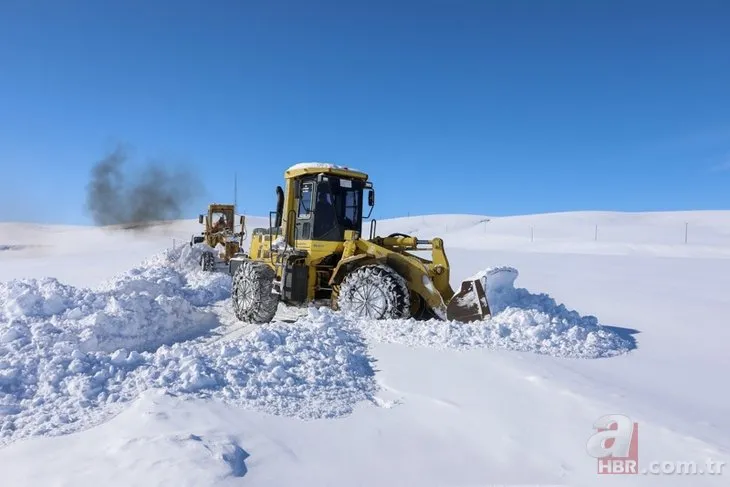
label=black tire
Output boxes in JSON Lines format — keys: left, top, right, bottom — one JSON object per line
{"left": 200, "top": 251, "right": 215, "bottom": 271}
{"left": 410, "top": 292, "right": 437, "bottom": 321}
{"left": 231, "top": 260, "right": 279, "bottom": 323}
{"left": 337, "top": 264, "right": 410, "bottom": 319}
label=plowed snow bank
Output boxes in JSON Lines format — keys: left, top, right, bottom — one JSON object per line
{"left": 0, "top": 246, "right": 374, "bottom": 445}
{"left": 0, "top": 247, "right": 628, "bottom": 447}
{"left": 0, "top": 247, "right": 229, "bottom": 354}
{"left": 356, "top": 267, "right": 632, "bottom": 358}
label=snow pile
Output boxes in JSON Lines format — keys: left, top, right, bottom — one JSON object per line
{"left": 287, "top": 161, "right": 363, "bottom": 173}
{"left": 150, "top": 307, "right": 375, "bottom": 418}
{"left": 0, "top": 246, "right": 225, "bottom": 354}
{"left": 0, "top": 247, "right": 375, "bottom": 445}
{"left": 357, "top": 267, "right": 633, "bottom": 358}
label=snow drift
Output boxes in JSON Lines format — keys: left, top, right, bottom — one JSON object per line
{"left": 0, "top": 244, "right": 630, "bottom": 446}
{"left": 0, "top": 252, "right": 225, "bottom": 354}
{"left": 0, "top": 246, "right": 375, "bottom": 446}
{"left": 355, "top": 267, "right": 633, "bottom": 358}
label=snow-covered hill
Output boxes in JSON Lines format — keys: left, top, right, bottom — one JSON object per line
{"left": 1, "top": 211, "right": 729, "bottom": 486}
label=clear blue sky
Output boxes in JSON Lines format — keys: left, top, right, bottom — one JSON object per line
{"left": 1, "top": 0, "right": 729, "bottom": 224}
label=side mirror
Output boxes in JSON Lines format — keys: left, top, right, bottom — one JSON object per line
{"left": 368, "top": 190, "right": 375, "bottom": 207}
{"left": 198, "top": 214, "right": 204, "bottom": 224}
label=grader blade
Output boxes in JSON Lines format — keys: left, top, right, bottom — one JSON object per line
{"left": 445, "top": 278, "right": 491, "bottom": 322}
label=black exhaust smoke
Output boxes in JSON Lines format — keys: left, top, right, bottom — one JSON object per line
{"left": 85, "top": 144, "right": 202, "bottom": 229}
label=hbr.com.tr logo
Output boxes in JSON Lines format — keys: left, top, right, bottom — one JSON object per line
{"left": 586, "top": 414, "right": 726, "bottom": 476}
{"left": 586, "top": 414, "right": 639, "bottom": 474}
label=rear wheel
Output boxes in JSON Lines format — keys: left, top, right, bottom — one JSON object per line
{"left": 337, "top": 264, "right": 410, "bottom": 319}
{"left": 231, "top": 260, "right": 279, "bottom": 323}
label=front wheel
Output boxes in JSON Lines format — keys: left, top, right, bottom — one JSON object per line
{"left": 337, "top": 264, "right": 410, "bottom": 320}
{"left": 231, "top": 260, "right": 279, "bottom": 323}
{"left": 200, "top": 251, "right": 215, "bottom": 271}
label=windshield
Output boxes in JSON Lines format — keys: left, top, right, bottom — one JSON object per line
{"left": 320, "top": 179, "right": 360, "bottom": 229}
{"left": 210, "top": 208, "right": 234, "bottom": 233}
{"left": 312, "top": 178, "right": 363, "bottom": 240}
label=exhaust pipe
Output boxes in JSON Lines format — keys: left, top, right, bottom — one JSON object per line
{"left": 275, "top": 185, "right": 284, "bottom": 227}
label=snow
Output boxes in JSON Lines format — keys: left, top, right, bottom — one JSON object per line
{"left": 270, "top": 235, "right": 287, "bottom": 250}
{"left": 0, "top": 245, "right": 376, "bottom": 446}
{"left": 1, "top": 210, "right": 730, "bottom": 485}
{"left": 377, "top": 211, "right": 730, "bottom": 258}
{"left": 286, "top": 161, "right": 364, "bottom": 174}
{"left": 357, "top": 266, "right": 632, "bottom": 358}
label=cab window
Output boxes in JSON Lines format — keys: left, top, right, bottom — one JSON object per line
{"left": 298, "top": 182, "right": 313, "bottom": 217}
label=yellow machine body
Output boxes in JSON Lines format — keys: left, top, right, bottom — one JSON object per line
{"left": 191, "top": 203, "right": 246, "bottom": 271}
{"left": 228, "top": 163, "right": 490, "bottom": 323}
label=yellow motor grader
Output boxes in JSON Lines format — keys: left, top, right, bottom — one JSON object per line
{"left": 227, "top": 162, "right": 491, "bottom": 323}
{"left": 191, "top": 203, "right": 246, "bottom": 271}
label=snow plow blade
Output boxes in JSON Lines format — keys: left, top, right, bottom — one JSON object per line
{"left": 445, "top": 278, "right": 491, "bottom": 322}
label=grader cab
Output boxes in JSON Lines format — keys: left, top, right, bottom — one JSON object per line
{"left": 190, "top": 203, "right": 246, "bottom": 271}
{"left": 227, "top": 162, "right": 492, "bottom": 323}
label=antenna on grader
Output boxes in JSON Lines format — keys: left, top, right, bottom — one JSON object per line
{"left": 234, "top": 172, "right": 238, "bottom": 208}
